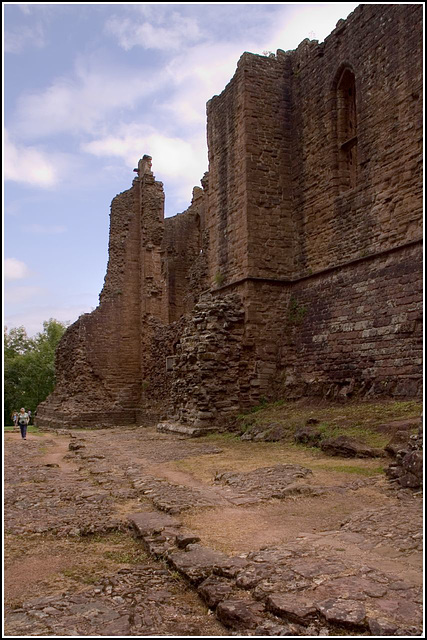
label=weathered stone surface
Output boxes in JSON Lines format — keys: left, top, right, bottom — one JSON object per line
{"left": 132, "top": 474, "right": 225, "bottom": 514}
{"left": 236, "top": 563, "right": 272, "bottom": 590}
{"left": 254, "top": 621, "right": 307, "bottom": 636}
{"left": 367, "top": 617, "right": 399, "bottom": 636}
{"left": 128, "top": 512, "right": 181, "bottom": 537}
{"left": 214, "top": 464, "right": 314, "bottom": 503}
{"left": 213, "top": 556, "right": 249, "bottom": 579}
{"left": 156, "top": 421, "right": 215, "bottom": 437}
{"left": 197, "top": 575, "right": 234, "bottom": 608}
{"left": 266, "top": 593, "right": 317, "bottom": 625}
{"left": 316, "top": 598, "right": 367, "bottom": 628}
{"left": 385, "top": 429, "right": 417, "bottom": 457}
{"left": 320, "top": 436, "right": 384, "bottom": 458}
{"left": 169, "top": 544, "right": 229, "bottom": 585}
{"left": 294, "top": 426, "right": 323, "bottom": 446}
{"left": 176, "top": 532, "right": 201, "bottom": 549}
{"left": 68, "top": 440, "right": 85, "bottom": 451}
{"left": 386, "top": 429, "right": 423, "bottom": 489}
{"left": 4, "top": 429, "right": 423, "bottom": 636}
{"left": 216, "top": 598, "right": 265, "bottom": 630}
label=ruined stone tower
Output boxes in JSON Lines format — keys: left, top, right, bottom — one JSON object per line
{"left": 36, "top": 4, "right": 423, "bottom": 430}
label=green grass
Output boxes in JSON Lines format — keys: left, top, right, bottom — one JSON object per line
{"left": 235, "top": 398, "right": 422, "bottom": 448}
{"left": 4, "top": 425, "right": 40, "bottom": 434}
{"left": 312, "top": 463, "right": 385, "bottom": 476}
{"left": 313, "top": 422, "right": 390, "bottom": 448}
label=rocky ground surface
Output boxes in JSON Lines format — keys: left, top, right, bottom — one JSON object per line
{"left": 4, "top": 425, "right": 423, "bottom": 637}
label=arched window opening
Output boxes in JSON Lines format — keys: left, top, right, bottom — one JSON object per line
{"left": 336, "top": 68, "right": 357, "bottom": 191}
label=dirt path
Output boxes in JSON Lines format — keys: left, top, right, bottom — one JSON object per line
{"left": 4, "top": 427, "right": 423, "bottom": 636}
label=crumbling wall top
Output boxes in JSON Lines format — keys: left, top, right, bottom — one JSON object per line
{"left": 133, "top": 155, "right": 153, "bottom": 179}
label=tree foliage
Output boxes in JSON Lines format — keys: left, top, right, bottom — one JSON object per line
{"left": 4, "top": 319, "right": 68, "bottom": 424}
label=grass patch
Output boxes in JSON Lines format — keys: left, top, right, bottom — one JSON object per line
{"left": 4, "top": 425, "right": 41, "bottom": 435}
{"left": 314, "top": 422, "right": 389, "bottom": 448}
{"left": 77, "top": 531, "right": 126, "bottom": 545}
{"left": 235, "top": 398, "right": 422, "bottom": 447}
{"left": 60, "top": 532, "right": 148, "bottom": 584}
{"left": 103, "top": 548, "right": 147, "bottom": 564}
{"left": 312, "top": 463, "right": 385, "bottom": 476}
{"left": 61, "top": 564, "right": 108, "bottom": 585}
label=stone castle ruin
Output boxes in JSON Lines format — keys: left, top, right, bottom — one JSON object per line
{"left": 36, "top": 4, "right": 423, "bottom": 431}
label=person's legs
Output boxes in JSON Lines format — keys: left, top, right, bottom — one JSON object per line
{"left": 20, "top": 423, "right": 27, "bottom": 439}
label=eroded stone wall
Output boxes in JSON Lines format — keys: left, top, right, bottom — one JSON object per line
{"left": 37, "top": 158, "right": 205, "bottom": 428}
{"left": 36, "top": 183, "right": 144, "bottom": 428}
{"left": 163, "top": 185, "right": 208, "bottom": 322}
{"left": 37, "top": 4, "right": 423, "bottom": 429}
{"left": 168, "top": 294, "right": 247, "bottom": 427}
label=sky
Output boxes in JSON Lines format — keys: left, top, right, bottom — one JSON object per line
{"left": 4, "top": 2, "right": 360, "bottom": 336}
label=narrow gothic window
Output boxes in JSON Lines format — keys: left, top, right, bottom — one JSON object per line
{"left": 336, "top": 68, "right": 357, "bottom": 191}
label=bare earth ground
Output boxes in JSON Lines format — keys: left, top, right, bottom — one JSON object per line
{"left": 3, "top": 421, "right": 423, "bottom": 637}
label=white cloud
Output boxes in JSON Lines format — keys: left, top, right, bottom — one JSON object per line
{"left": 264, "top": 3, "right": 359, "bottom": 52}
{"left": 82, "top": 123, "right": 207, "bottom": 205}
{"left": 12, "top": 58, "right": 163, "bottom": 139}
{"left": 4, "top": 21, "right": 45, "bottom": 53}
{"left": 161, "top": 41, "right": 245, "bottom": 126}
{"left": 4, "top": 259, "right": 31, "bottom": 281}
{"left": 4, "top": 131, "right": 57, "bottom": 188}
{"left": 106, "top": 11, "right": 202, "bottom": 51}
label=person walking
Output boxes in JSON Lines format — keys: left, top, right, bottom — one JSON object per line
{"left": 12, "top": 411, "right": 19, "bottom": 430}
{"left": 27, "top": 410, "right": 32, "bottom": 425}
{"left": 18, "top": 408, "right": 30, "bottom": 440}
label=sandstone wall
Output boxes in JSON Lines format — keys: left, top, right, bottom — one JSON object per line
{"left": 281, "top": 242, "right": 423, "bottom": 400}
{"left": 168, "top": 294, "right": 247, "bottom": 426}
{"left": 206, "top": 67, "right": 249, "bottom": 286}
{"left": 36, "top": 4, "right": 423, "bottom": 429}
{"left": 37, "top": 181, "right": 146, "bottom": 428}
{"left": 238, "top": 52, "right": 294, "bottom": 280}
{"left": 200, "top": 3, "right": 423, "bottom": 409}
{"left": 163, "top": 186, "right": 208, "bottom": 322}
{"left": 37, "top": 158, "right": 203, "bottom": 428}
{"left": 290, "top": 3, "right": 423, "bottom": 275}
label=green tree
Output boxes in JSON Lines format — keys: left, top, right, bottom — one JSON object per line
{"left": 4, "top": 319, "right": 68, "bottom": 424}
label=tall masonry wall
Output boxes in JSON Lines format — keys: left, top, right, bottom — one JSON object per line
{"left": 36, "top": 4, "right": 423, "bottom": 429}
{"left": 282, "top": 2, "right": 423, "bottom": 399}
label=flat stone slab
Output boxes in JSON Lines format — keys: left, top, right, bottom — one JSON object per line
{"left": 214, "top": 464, "right": 314, "bottom": 502}
{"left": 169, "top": 544, "right": 229, "bottom": 585}
{"left": 267, "top": 593, "right": 317, "bottom": 625}
{"left": 317, "top": 598, "right": 367, "bottom": 628}
{"left": 128, "top": 512, "right": 182, "bottom": 537}
{"left": 157, "top": 421, "right": 217, "bottom": 437}
{"left": 197, "top": 575, "right": 234, "bottom": 608}
{"left": 216, "top": 597, "right": 265, "bottom": 630}
{"left": 132, "top": 474, "right": 225, "bottom": 513}
{"left": 320, "top": 436, "right": 384, "bottom": 458}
